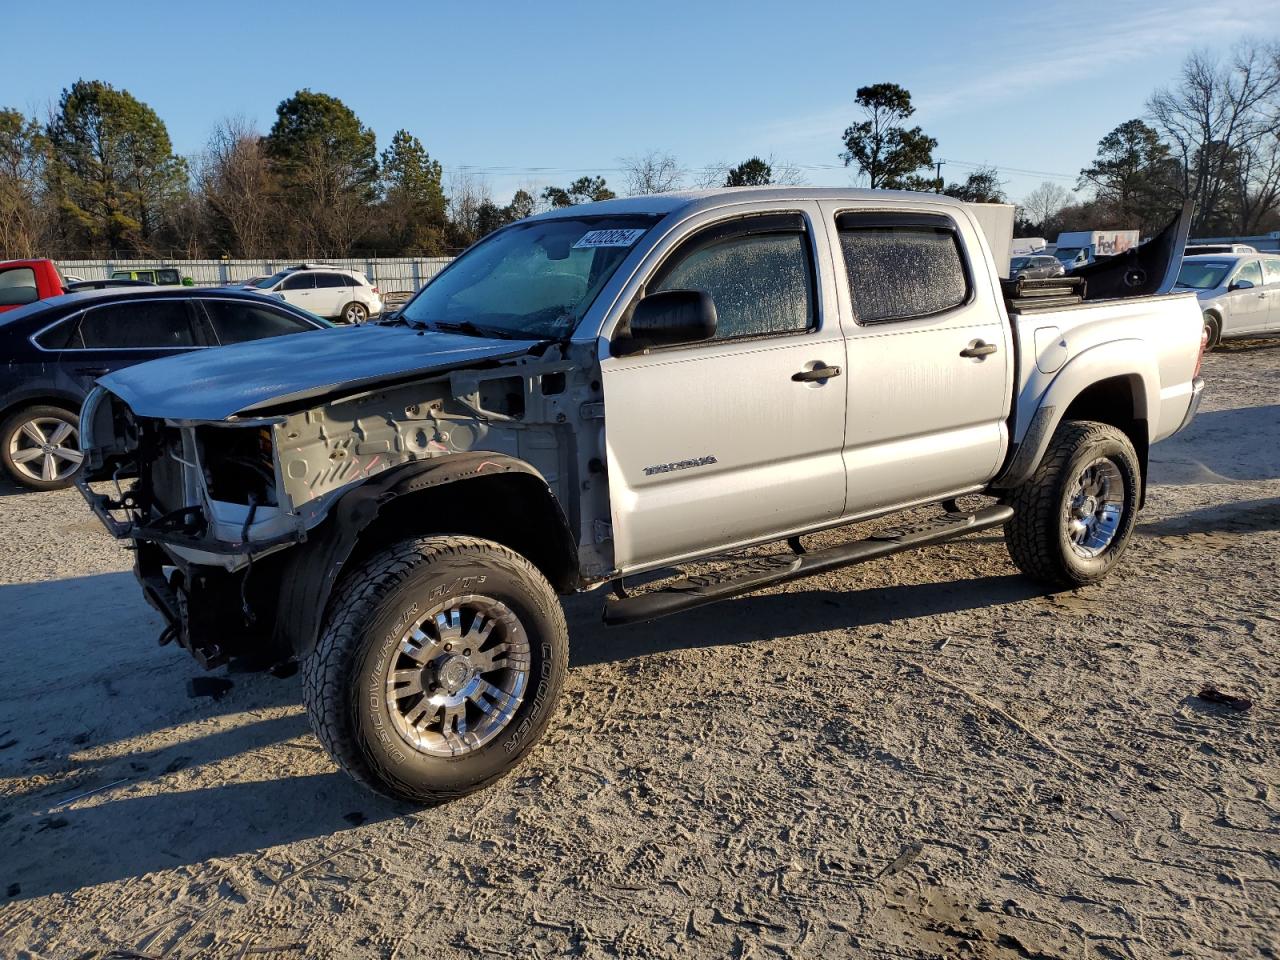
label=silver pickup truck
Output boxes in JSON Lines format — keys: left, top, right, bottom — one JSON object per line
{"left": 78, "top": 188, "right": 1206, "bottom": 803}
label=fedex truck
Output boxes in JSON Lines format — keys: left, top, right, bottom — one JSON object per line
{"left": 1054, "top": 230, "right": 1140, "bottom": 271}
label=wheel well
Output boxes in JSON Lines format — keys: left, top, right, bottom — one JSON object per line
{"left": 1061, "top": 375, "right": 1149, "bottom": 502}
{"left": 0, "top": 394, "right": 80, "bottom": 429}
{"left": 344, "top": 473, "right": 580, "bottom": 593}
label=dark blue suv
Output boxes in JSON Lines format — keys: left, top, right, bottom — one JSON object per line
{"left": 0, "top": 287, "right": 329, "bottom": 490}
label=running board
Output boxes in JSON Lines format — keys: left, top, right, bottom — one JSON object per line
{"left": 602, "top": 504, "right": 1013, "bottom": 626}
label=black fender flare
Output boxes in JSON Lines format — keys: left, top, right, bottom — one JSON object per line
{"left": 273, "top": 452, "right": 576, "bottom": 660}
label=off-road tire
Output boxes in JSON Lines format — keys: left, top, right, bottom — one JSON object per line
{"left": 302, "top": 535, "right": 568, "bottom": 804}
{"left": 1, "top": 404, "right": 81, "bottom": 491}
{"left": 1004, "top": 420, "right": 1141, "bottom": 588}
{"left": 340, "top": 301, "right": 368, "bottom": 324}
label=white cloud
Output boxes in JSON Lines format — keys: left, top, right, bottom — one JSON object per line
{"left": 758, "top": 0, "right": 1276, "bottom": 150}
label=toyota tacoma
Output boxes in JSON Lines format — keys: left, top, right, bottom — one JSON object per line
{"left": 78, "top": 188, "right": 1207, "bottom": 803}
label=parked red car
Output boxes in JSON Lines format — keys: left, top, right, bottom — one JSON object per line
{"left": 0, "top": 259, "right": 66, "bottom": 312}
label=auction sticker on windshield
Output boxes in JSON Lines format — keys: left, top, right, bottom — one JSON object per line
{"left": 573, "top": 229, "right": 646, "bottom": 249}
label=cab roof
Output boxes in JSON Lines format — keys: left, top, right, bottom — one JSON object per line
{"left": 528, "top": 186, "right": 980, "bottom": 222}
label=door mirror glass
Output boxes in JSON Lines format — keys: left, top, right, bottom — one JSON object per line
{"left": 1230, "top": 278, "right": 1254, "bottom": 291}
{"left": 614, "top": 289, "right": 717, "bottom": 356}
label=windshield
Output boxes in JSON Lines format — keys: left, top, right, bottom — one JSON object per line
{"left": 1054, "top": 247, "right": 1082, "bottom": 263}
{"left": 400, "top": 214, "right": 660, "bottom": 339}
{"left": 1176, "top": 261, "right": 1231, "bottom": 290}
{"left": 252, "top": 272, "right": 287, "bottom": 289}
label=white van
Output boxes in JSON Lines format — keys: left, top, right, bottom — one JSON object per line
{"left": 1054, "top": 230, "right": 1140, "bottom": 271}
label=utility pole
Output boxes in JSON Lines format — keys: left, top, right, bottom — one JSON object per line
{"left": 935, "top": 159, "right": 944, "bottom": 193}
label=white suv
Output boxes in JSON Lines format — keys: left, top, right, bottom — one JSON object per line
{"left": 248, "top": 264, "right": 383, "bottom": 323}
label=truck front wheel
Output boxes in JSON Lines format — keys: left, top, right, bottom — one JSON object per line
{"left": 302, "top": 535, "right": 568, "bottom": 804}
{"left": 1003, "top": 420, "right": 1141, "bottom": 587}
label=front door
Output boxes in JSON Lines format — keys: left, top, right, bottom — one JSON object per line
{"left": 820, "top": 203, "right": 1013, "bottom": 515}
{"left": 1225, "top": 259, "right": 1269, "bottom": 334}
{"left": 276, "top": 272, "right": 317, "bottom": 313}
{"left": 600, "top": 208, "right": 848, "bottom": 572}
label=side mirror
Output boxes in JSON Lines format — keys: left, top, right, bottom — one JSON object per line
{"left": 613, "top": 289, "right": 717, "bottom": 356}
{"left": 1229, "top": 278, "right": 1254, "bottom": 291}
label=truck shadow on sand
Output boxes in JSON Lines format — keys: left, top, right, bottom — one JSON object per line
{"left": 565, "top": 573, "right": 1046, "bottom": 667}
{"left": 3, "top": 570, "right": 1050, "bottom": 902}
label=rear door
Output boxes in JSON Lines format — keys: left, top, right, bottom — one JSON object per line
{"left": 54, "top": 298, "right": 201, "bottom": 397}
{"left": 1263, "top": 258, "right": 1280, "bottom": 331}
{"left": 312, "top": 272, "right": 350, "bottom": 318}
{"left": 820, "top": 203, "right": 1013, "bottom": 515}
{"left": 600, "top": 205, "right": 848, "bottom": 571}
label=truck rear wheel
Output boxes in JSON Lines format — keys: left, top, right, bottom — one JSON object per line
{"left": 302, "top": 535, "right": 568, "bottom": 804}
{"left": 1003, "top": 420, "right": 1141, "bottom": 588}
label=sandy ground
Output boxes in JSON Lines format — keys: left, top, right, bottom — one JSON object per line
{"left": 0, "top": 343, "right": 1277, "bottom": 959}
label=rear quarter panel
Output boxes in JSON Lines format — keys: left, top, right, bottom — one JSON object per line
{"left": 1012, "top": 291, "right": 1203, "bottom": 447}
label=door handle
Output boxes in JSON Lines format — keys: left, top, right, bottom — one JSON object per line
{"left": 960, "top": 340, "right": 998, "bottom": 359}
{"left": 792, "top": 365, "right": 842, "bottom": 382}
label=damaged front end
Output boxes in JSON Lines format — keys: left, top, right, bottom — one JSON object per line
{"left": 77, "top": 339, "right": 604, "bottom": 669}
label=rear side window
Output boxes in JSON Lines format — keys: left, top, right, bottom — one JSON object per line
{"left": 652, "top": 214, "right": 814, "bottom": 341}
{"left": 76, "top": 300, "right": 197, "bottom": 349}
{"left": 204, "top": 299, "right": 315, "bottom": 344}
{"left": 1263, "top": 259, "right": 1280, "bottom": 284}
{"left": 314, "top": 273, "right": 346, "bottom": 288}
{"left": 837, "top": 213, "right": 970, "bottom": 323}
{"left": 36, "top": 316, "right": 79, "bottom": 349}
{"left": 0, "top": 267, "right": 38, "bottom": 307}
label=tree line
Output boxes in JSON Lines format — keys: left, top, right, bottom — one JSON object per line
{"left": 0, "top": 83, "right": 808, "bottom": 261}
{"left": 838, "top": 43, "right": 1280, "bottom": 240}
{"left": 3, "top": 42, "right": 1277, "bottom": 260}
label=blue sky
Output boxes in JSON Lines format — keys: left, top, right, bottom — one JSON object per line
{"left": 4, "top": 0, "right": 1276, "bottom": 206}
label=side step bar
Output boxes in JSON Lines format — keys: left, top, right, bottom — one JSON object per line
{"left": 603, "top": 504, "right": 1013, "bottom": 626}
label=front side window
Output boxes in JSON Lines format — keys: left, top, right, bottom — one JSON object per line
{"left": 0, "top": 267, "right": 38, "bottom": 307}
{"left": 204, "top": 299, "right": 317, "bottom": 344}
{"left": 281, "top": 273, "right": 315, "bottom": 291}
{"left": 75, "top": 300, "right": 197, "bottom": 349}
{"left": 651, "top": 216, "right": 814, "bottom": 340}
{"left": 401, "top": 214, "right": 659, "bottom": 340}
{"left": 1235, "top": 260, "right": 1263, "bottom": 287}
{"left": 837, "top": 214, "right": 969, "bottom": 323}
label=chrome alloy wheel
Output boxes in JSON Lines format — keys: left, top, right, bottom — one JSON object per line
{"left": 345, "top": 302, "right": 368, "bottom": 324}
{"left": 8, "top": 415, "right": 83, "bottom": 483}
{"left": 384, "top": 596, "right": 531, "bottom": 757}
{"left": 1064, "top": 456, "right": 1125, "bottom": 559}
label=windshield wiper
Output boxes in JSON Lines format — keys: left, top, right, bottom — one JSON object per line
{"left": 431, "top": 320, "right": 524, "bottom": 340}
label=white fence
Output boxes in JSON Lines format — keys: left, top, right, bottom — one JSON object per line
{"left": 55, "top": 257, "right": 455, "bottom": 293}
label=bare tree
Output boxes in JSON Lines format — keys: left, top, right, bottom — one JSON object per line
{"left": 620, "top": 151, "right": 683, "bottom": 195}
{"left": 200, "top": 117, "right": 276, "bottom": 257}
{"left": 1148, "top": 43, "right": 1280, "bottom": 233}
{"left": 1019, "top": 181, "right": 1072, "bottom": 231}
{"left": 445, "top": 170, "right": 494, "bottom": 249}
